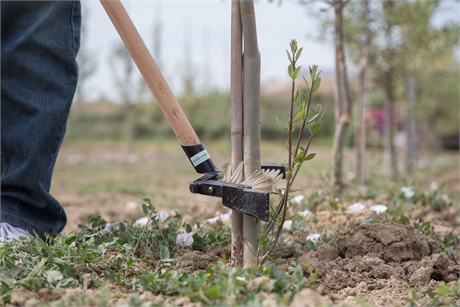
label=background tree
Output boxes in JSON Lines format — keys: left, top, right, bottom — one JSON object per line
{"left": 355, "top": 0, "right": 370, "bottom": 188}
{"left": 344, "top": 0, "right": 459, "bottom": 179}
{"left": 330, "top": 0, "right": 353, "bottom": 190}
{"left": 300, "top": 0, "right": 353, "bottom": 190}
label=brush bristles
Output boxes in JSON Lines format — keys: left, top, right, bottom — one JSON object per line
{"left": 218, "top": 160, "right": 283, "bottom": 191}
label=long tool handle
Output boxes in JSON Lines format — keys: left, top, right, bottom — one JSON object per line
{"left": 100, "top": 0, "right": 215, "bottom": 173}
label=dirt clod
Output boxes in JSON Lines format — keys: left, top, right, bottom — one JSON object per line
{"left": 174, "top": 249, "right": 220, "bottom": 270}
{"left": 289, "top": 288, "right": 333, "bottom": 307}
{"left": 315, "top": 244, "right": 340, "bottom": 261}
{"left": 9, "top": 288, "right": 39, "bottom": 306}
{"left": 336, "top": 222, "right": 440, "bottom": 263}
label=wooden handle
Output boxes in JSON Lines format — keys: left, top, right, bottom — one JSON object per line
{"left": 100, "top": 0, "right": 200, "bottom": 146}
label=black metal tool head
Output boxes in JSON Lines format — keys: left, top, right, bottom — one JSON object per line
{"left": 189, "top": 163, "right": 285, "bottom": 222}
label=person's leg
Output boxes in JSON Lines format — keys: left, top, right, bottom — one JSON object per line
{"left": 1, "top": 1, "right": 81, "bottom": 240}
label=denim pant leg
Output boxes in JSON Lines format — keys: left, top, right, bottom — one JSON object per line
{"left": 1, "top": 1, "right": 81, "bottom": 239}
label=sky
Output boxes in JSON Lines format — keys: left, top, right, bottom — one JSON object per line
{"left": 80, "top": 0, "right": 459, "bottom": 103}
{"left": 80, "top": 0, "right": 335, "bottom": 102}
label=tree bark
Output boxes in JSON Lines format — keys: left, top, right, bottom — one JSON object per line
{"left": 356, "top": 0, "right": 370, "bottom": 188}
{"left": 240, "top": 0, "right": 261, "bottom": 269}
{"left": 331, "top": 0, "right": 352, "bottom": 190}
{"left": 383, "top": 20, "right": 398, "bottom": 180}
{"left": 405, "top": 75, "right": 418, "bottom": 174}
{"left": 230, "top": 0, "right": 244, "bottom": 267}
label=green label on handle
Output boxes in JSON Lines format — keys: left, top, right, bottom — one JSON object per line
{"left": 190, "top": 149, "right": 210, "bottom": 167}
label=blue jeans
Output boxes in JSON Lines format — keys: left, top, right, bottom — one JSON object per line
{"left": 1, "top": 1, "right": 81, "bottom": 239}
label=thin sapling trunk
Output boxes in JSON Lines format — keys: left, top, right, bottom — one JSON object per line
{"left": 240, "top": 0, "right": 261, "bottom": 268}
{"left": 230, "top": 0, "right": 244, "bottom": 267}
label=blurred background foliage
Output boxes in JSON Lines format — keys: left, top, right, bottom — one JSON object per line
{"left": 70, "top": 0, "right": 459, "bottom": 152}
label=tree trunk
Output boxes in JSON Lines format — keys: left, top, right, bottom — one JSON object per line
{"left": 383, "top": 89, "right": 397, "bottom": 180}
{"left": 240, "top": 0, "right": 261, "bottom": 269}
{"left": 331, "top": 0, "right": 352, "bottom": 190}
{"left": 124, "top": 98, "right": 134, "bottom": 153}
{"left": 405, "top": 75, "right": 418, "bottom": 174}
{"left": 230, "top": 0, "right": 244, "bottom": 267}
{"left": 356, "top": 0, "right": 370, "bottom": 188}
{"left": 383, "top": 26, "right": 398, "bottom": 180}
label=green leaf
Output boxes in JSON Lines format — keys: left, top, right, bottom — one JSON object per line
{"left": 185, "top": 223, "right": 192, "bottom": 233}
{"left": 307, "top": 112, "right": 320, "bottom": 124}
{"left": 290, "top": 40, "right": 298, "bottom": 54}
{"left": 274, "top": 187, "right": 284, "bottom": 198}
{"left": 293, "top": 89, "right": 299, "bottom": 102}
{"left": 316, "top": 69, "right": 322, "bottom": 78}
{"left": 127, "top": 257, "right": 134, "bottom": 267}
{"left": 160, "top": 246, "right": 169, "bottom": 261}
{"left": 295, "top": 47, "right": 303, "bottom": 61}
{"left": 310, "top": 107, "right": 318, "bottom": 117}
{"left": 300, "top": 96, "right": 307, "bottom": 119}
{"left": 0, "top": 273, "right": 17, "bottom": 288}
{"left": 285, "top": 49, "right": 292, "bottom": 63}
{"left": 311, "top": 121, "right": 323, "bottom": 135}
{"left": 293, "top": 110, "right": 303, "bottom": 123}
{"left": 310, "top": 65, "right": 317, "bottom": 79}
{"left": 399, "top": 215, "right": 410, "bottom": 225}
{"left": 294, "top": 151, "right": 305, "bottom": 163}
{"left": 285, "top": 171, "right": 292, "bottom": 181}
{"left": 275, "top": 116, "right": 283, "bottom": 127}
{"left": 20, "top": 277, "right": 41, "bottom": 292}
{"left": 311, "top": 77, "right": 321, "bottom": 93}
{"left": 291, "top": 66, "right": 301, "bottom": 80}
{"left": 46, "top": 270, "right": 63, "bottom": 284}
{"left": 303, "top": 76, "right": 310, "bottom": 94}
{"left": 300, "top": 92, "right": 306, "bottom": 104}
{"left": 143, "top": 198, "right": 153, "bottom": 205}
{"left": 287, "top": 64, "right": 293, "bottom": 77}
{"left": 304, "top": 153, "right": 316, "bottom": 161}
{"left": 142, "top": 203, "right": 149, "bottom": 216}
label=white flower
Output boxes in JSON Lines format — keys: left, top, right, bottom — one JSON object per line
{"left": 283, "top": 220, "right": 293, "bottom": 230}
{"left": 135, "top": 217, "right": 149, "bottom": 226}
{"left": 306, "top": 233, "right": 321, "bottom": 242}
{"left": 236, "top": 276, "right": 246, "bottom": 282}
{"left": 205, "top": 211, "right": 232, "bottom": 224}
{"left": 429, "top": 182, "right": 438, "bottom": 191}
{"left": 125, "top": 201, "right": 138, "bottom": 210}
{"left": 176, "top": 232, "right": 194, "bottom": 247}
{"left": 100, "top": 222, "right": 120, "bottom": 234}
{"left": 370, "top": 204, "right": 388, "bottom": 214}
{"left": 298, "top": 209, "right": 312, "bottom": 220}
{"left": 205, "top": 216, "right": 220, "bottom": 224}
{"left": 401, "top": 187, "right": 415, "bottom": 198}
{"left": 290, "top": 195, "right": 304, "bottom": 204}
{"left": 219, "top": 212, "right": 231, "bottom": 223}
{"left": 100, "top": 223, "right": 112, "bottom": 234}
{"left": 441, "top": 194, "right": 449, "bottom": 201}
{"left": 346, "top": 172, "right": 356, "bottom": 180}
{"left": 155, "top": 211, "right": 169, "bottom": 221}
{"left": 347, "top": 202, "right": 365, "bottom": 213}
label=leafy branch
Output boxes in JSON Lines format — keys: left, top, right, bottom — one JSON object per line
{"left": 258, "top": 40, "right": 324, "bottom": 264}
